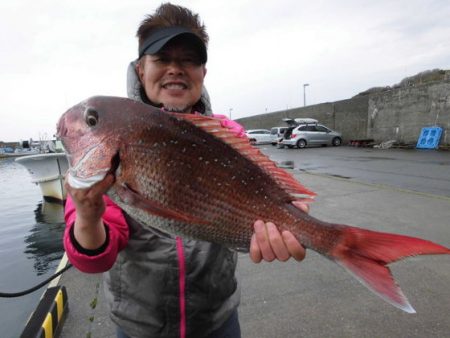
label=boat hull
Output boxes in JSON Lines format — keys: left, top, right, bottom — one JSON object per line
{"left": 0, "top": 150, "right": 40, "bottom": 158}
{"left": 15, "top": 153, "right": 69, "bottom": 202}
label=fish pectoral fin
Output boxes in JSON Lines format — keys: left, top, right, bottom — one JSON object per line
{"left": 116, "top": 184, "right": 207, "bottom": 225}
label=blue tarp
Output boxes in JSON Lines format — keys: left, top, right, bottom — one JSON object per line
{"left": 416, "top": 126, "right": 443, "bottom": 149}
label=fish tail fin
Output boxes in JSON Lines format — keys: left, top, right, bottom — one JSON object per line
{"left": 329, "top": 226, "right": 450, "bottom": 313}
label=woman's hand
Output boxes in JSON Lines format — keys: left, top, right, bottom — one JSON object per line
{"left": 65, "top": 173, "right": 115, "bottom": 249}
{"left": 250, "top": 201, "right": 309, "bottom": 263}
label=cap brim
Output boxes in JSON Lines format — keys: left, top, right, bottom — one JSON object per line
{"left": 139, "top": 26, "right": 207, "bottom": 63}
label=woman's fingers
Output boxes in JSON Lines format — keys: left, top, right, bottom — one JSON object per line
{"left": 250, "top": 220, "right": 305, "bottom": 263}
{"left": 281, "top": 231, "right": 306, "bottom": 261}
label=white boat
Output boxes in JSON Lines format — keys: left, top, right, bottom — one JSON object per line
{"left": 0, "top": 148, "right": 40, "bottom": 158}
{"left": 15, "top": 153, "right": 69, "bottom": 202}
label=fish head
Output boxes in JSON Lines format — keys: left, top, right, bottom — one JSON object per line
{"left": 57, "top": 96, "right": 135, "bottom": 189}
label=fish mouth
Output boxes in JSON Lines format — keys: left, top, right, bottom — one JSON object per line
{"left": 67, "top": 150, "right": 121, "bottom": 189}
{"left": 68, "top": 171, "right": 108, "bottom": 189}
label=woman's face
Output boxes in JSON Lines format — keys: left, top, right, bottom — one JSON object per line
{"left": 136, "top": 39, "right": 207, "bottom": 113}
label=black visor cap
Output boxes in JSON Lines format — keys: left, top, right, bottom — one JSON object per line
{"left": 138, "top": 26, "right": 207, "bottom": 63}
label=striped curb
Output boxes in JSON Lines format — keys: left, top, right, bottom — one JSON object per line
{"left": 21, "top": 286, "right": 68, "bottom": 338}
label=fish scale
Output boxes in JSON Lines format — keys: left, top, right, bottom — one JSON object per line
{"left": 120, "top": 148, "right": 280, "bottom": 246}
{"left": 120, "top": 122, "right": 295, "bottom": 234}
{"left": 58, "top": 95, "right": 450, "bottom": 313}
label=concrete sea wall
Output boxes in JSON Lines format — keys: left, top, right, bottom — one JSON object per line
{"left": 236, "top": 75, "right": 450, "bottom": 146}
{"left": 367, "top": 80, "right": 450, "bottom": 145}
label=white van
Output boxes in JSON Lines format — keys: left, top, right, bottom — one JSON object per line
{"left": 270, "top": 127, "right": 288, "bottom": 145}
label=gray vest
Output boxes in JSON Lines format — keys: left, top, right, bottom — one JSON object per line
{"left": 104, "top": 214, "right": 240, "bottom": 338}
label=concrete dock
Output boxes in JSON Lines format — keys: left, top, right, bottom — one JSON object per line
{"left": 57, "top": 147, "right": 450, "bottom": 337}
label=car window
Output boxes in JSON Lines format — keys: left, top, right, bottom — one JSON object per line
{"left": 270, "top": 129, "right": 278, "bottom": 135}
{"left": 249, "top": 130, "right": 270, "bottom": 134}
{"left": 298, "top": 126, "right": 308, "bottom": 131}
{"left": 316, "top": 125, "right": 329, "bottom": 132}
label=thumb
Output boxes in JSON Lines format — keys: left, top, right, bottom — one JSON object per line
{"left": 292, "top": 200, "right": 310, "bottom": 213}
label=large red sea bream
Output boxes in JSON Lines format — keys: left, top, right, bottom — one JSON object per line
{"left": 57, "top": 96, "right": 450, "bottom": 313}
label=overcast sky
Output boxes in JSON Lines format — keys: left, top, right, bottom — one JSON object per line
{"left": 1, "top": 0, "right": 449, "bottom": 142}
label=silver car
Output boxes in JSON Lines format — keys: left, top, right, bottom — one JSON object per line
{"left": 245, "top": 129, "right": 272, "bottom": 145}
{"left": 280, "top": 123, "right": 342, "bottom": 148}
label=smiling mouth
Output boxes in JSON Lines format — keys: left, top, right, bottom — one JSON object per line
{"left": 162, "top": 83, "right": 187, "bottom": 90}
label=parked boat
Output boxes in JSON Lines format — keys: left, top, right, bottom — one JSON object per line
{"left": 0, "top": 148, "right": 40, "bottom": 158}
{"left": 15, "top": 153, "right": 69, "bottom": 202}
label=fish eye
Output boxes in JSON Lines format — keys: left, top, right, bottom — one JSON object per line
{"left": 84, "top": 108, "right": 99, "bottom": 127}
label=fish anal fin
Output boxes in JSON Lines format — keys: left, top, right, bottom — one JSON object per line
{"left": 116, "top": 184, "right": 207, "bottom": 225}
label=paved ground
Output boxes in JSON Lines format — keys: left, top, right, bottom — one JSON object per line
{"left": 58, "top": 147, "right": 450, "bottom": 337}
{"left": 59, "top": 269, "right": 114, "bottom": 338}
{"left": 265, "top": 145, "right": 450, "bottom": 197}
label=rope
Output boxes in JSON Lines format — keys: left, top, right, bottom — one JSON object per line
{"left": 0, "top": 264, "right": 73, "bottom": 298}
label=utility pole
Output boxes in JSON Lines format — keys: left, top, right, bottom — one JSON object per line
{"left": 303, "top": 83, "right": 309, "bottom": 106}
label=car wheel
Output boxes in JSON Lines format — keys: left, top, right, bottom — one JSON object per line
{"left": 249, "top": 138, "right": 256, "bottom": 145}
{"left": 296, "top": 139, "right": 307, "bottom": 149}
{"left": 332, "top": 137, "right": 342, "bottom": 146}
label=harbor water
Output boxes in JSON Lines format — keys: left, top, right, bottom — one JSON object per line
{"left": 0, "top": 158, "right": 65, "bottom": 338}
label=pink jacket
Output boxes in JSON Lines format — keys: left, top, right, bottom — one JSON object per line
{"left": 64, "top": 195, "right": 129, "bottom": 273}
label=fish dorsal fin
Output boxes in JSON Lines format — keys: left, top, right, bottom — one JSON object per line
{"left": 169, "top": 113, "right": 316, "bottom": 200}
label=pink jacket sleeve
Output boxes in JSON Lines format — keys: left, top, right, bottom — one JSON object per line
{"left": 63, "top": 195, "right": 129, "bottom": 273}
{"left": 212, "top": 114, "right": 247, "bottom": 138}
